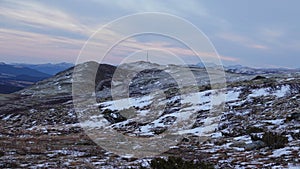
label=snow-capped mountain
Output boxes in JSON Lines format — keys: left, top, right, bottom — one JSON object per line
{"left": 192, "top": 63, "right": 300, "bottom": 75}
{"left": 225, "top": 64, "right": 300, "bottom": 75}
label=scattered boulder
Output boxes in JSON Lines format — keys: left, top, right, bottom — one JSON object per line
{"left": 286, "top": 112, "right": 300, "bottom": 122}
{"left": 230, "top": 141, "right": 246, "bottom": 148}
{"left": 244, "top": 140, "right": 266, "bottom": 150}
{"left": 102, "top": 109, "right": 126, "bottom": 124}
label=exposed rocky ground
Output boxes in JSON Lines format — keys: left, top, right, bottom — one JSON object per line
{"left": 0, "top": 61, "right": 299, "bottom": 168}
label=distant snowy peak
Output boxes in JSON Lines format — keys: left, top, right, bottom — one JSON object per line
{"left": 225, "top": 65, "right": 300, "bottom": 75}
{"left": 190, "top": 62, "right": 221, "bottom": 68}
{"left": 226, "top": 64, "right": 245, "bottom": 69}
{"left": 225, "top": 65, "right": 258, "bottom": 75}
{"left": 191, "top": 63, "right": 300, "bottom": 75}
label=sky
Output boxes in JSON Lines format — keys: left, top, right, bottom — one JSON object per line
{"left": 0, "top": 0, "right": 300, "bottom": 68}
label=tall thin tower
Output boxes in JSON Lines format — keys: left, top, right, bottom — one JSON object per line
{"left": 146, "top": 50, "right": 149, "bottom": 62}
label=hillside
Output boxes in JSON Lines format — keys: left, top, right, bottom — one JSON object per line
{"left": 0, "top": 61, "right": 299, "bottom": 168}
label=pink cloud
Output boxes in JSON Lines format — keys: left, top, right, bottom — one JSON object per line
{"left": 249, "top": 44, "right": 268, "bottom": 50}
{"left": 218, "top": 32, "right": 269, "bottom": 50}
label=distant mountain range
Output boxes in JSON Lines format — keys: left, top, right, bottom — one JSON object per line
{"left": 1, "top": 61, "right": 299, "bottom": 94}
{"left": 12, "top": 62, "right": 74, "bottom": 75}
{"left": 224, "top": 64, "right": 300, "bottom": 75}
{"left": 193, "top": 62, "right": 219, "bottom": 68}
{"left": 193, "top": 62, "right": 300, "bottom": 75}
{"left": 0, "top": 62, "right": 73, "bottom": 94}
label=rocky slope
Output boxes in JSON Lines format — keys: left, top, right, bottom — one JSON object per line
{"left": 0, "top": 61, "right": 299, "bottom": 168}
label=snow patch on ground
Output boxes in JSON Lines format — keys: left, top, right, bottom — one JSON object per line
{"left": 273, "top": 85, "right": 290, "bottom": 97}
{"left": 99, "top": 95, "right": 153, "bottom": 110}
{"left": 248, "top": 85, "right": 290, "bottom": 99}
{"left": 2, "top": 114, "right": 12, "bottom": 120}
{"left": 176, "top": 116, "right": 220, "bottom": 137}
{"left": 262, "top": 119, "right": 285, "bottom": 125}
{"left": 226, "top": 88, "right": 241, "bottom": 102}
{"left": 80, "top": 118, "right": 110, "bottom": 128}
{"left": 270, "top": 147, "right": 298, "bottom": 157}
{"left": 249, "top": 88, "right": 269, "bottom": 98}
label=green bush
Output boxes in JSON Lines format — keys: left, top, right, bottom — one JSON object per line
{"left": 250, "top": 131, "right": 288, "bottom": 149}
{"left": 262, "top": 132, "right": 288, "bottom": 149}
{"left": 142, "top": 156, "right": 214, "bottom": 169}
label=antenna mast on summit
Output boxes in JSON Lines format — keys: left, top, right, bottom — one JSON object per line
{"left": 146, "top": 50, "right": 149, "bottom": 62}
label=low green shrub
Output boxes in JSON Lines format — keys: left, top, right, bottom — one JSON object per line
{"left": 262, "top": 132, "right": 288, "bottom": 149}
{"left": 250, "top": 131, "right": 288, "bottom": 149}
{"left": 141, "top": 156, "right": 214, "bottom": 169}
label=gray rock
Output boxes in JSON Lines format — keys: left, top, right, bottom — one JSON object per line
{"left": 230, "top": 141, "right": 246, "bottom": 148}
{"left": 244, "top": 140, "right": 266, "bottom": 150}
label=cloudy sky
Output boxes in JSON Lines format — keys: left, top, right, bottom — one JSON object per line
{"left": 1, "top": 0, "right": 299, "bottom": 68}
